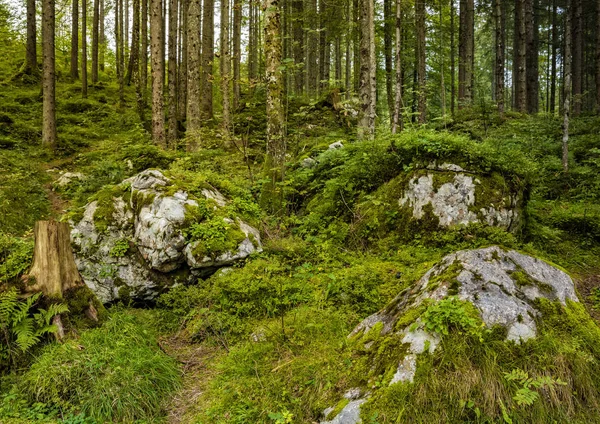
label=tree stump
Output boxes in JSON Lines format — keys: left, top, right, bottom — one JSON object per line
{"left": 24, "top": 220, "right": 84, "bottom": 298}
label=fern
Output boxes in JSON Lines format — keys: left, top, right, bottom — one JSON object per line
{"left": 0, "top": 288, "right": 68, "bottom": 370}
{"left": 504, "top": 368, "right": 567, "bottom": 407}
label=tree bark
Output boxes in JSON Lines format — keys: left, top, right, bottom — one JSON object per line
{"left": 141, "top": 0, "right": 148, "bottom": 93}
{"left": 458, "top": 0, "right": 473, "bottom": 106}
{"left": 233, "top": 0, "right": 242, "bottom": 108}
{"left": 358, "top": 0, "right": 376, "bottom": 139}
{"left": 167, "top": 0, "right": 178, "bottom": 147}
{"left": 150, "top": 0, "right": 166, "bottom": 147}
{"left": 292, "top": 0, "right": 304, "bottom": 95}
{"left": 563, "top": 0, "right": 572, "bottom": 172}
{"left": 307, "top": 0, "right": 319, "bottom": 96}
{"left": 550, "top": 0, "right": 557, "bottom": 113}
{"left": 221, "top": 0, "right": 231, "bottom": 140}
{"left": 262, "top": 0, "right": 286, "bottom": 213}
{"left": 495, "top": 0, "right": 505, "bottom": 115}
{"left": 92, "top": 0, "right": 99, "bottom": 83}
{"left": 450, "top": 0, "right": 455, "bottom": 115}
{"left": 186, "top": 0, "right": 201, "bottom": 146}
{"left": 352, "top": 0, "right": 360, "bottom": 94}
{"left": 99, "top": 0, "right": 105, "bottom": 71}
{"left": 42, "top": 0, "right": 56, "bottom": 148}
{"left": 384, "top": 0, "right": 394, "bottom": 124}
{"left": 416, "top": 0, "right": 426, "bottom": 123}
{"left": 572, "top": 0, "right": 582, "bottom": 116}
{"left": 514, "top": 0, "right": 526, "bottom": 112}
{"left": 25, "top": 222, "right": 83, "bottom": 298}
{"left": 71, "top": 0, "right": 79, "bottom": 79}
{"left": 126, "top": 0, "right": 141, "bottom": 86}
{"left": 24, "top": 0, "right": 37, "bottom": 75}
{"left": 201, "top": 0, "right": 215, "bottom": 119}
{"left": 392, "top": 0, "right": 403, "bottom": 133}
{"left": 118, "top": 0, "right": 125, "bottom": 106}
{"left": 178, "top": 0, "right": 188, "bottom": 123}
{"left": 82, "top": 0, "right": 88, "bottom": 97}
{"left": 596, "top": 0, "right": 600, "bottom": 114}
{"left": 318, "top": 0, "right": 329, "bottom": 95}
{"left": 525, "top": 0, "right": 538, "bottom": 113}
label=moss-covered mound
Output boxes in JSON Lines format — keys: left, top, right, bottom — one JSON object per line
{"left": 323, "top": 246, "right": 600, "bottom": 424}
{"left": 290, "top": 131, "right": 532, "bottom": 246}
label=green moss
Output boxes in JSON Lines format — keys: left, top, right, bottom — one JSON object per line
{"left": 63, "top": 285, "right": 107, "bottom": 328}
{"left": 394, "top": 304, "right": 428, "bottom": 331}
{"left": 91, "top": 184, "right": 131, "bottom": 233}
{"left": 130, "top": 189, "right": 156, "bottom": 216}
{"left": 327, "top": 398, "right": 349, "bottom": 420}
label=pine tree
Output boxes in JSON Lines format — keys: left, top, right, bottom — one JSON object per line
{"left": 150, "top": 0, "right": 166, "bottom": 147}
{"left": 42, "top": 0, "right": 56, "bottom": 147}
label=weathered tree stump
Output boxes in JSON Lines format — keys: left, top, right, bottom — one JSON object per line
{"left": 24, "top": 220, "right": 83, "bottom": 298}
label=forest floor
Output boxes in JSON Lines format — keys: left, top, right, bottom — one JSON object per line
{"left": 2, "top": 80, "right": 600, "bottom": 423}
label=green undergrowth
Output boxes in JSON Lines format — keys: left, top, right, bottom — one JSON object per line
{"left": 4, "top": 309, "right": 180, "bottom": 423}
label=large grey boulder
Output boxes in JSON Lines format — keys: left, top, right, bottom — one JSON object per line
{"left": 71, "top": 170, "right": 262, "bottom": 303}
{"left": 322, "top": 246, "right": 578, "bottom": 424}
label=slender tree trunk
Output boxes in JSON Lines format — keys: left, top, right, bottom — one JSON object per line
{"left": 262, "top": 0, "right": 285, "bottom": 213}
{"left": 248, "top": 0, "right": 256, "bottom": 84}
{"left": 233, "top": 0, "right": 242, "bottom": 108}
{"left": 221, "top": 0, "right": 231, "bottom": 140}
{"left": 186, "top": 0, "right": 201, "bottom": 144}
{"left": 458, "top": 0, "right": 473, "bottom": 106}
{"left": 167, "top": 0, "right": 178, "bottom": 147}
{"left": 125, "top": 0, "right": 130, "bottom": 57}
{"left": 416, "top": 0, "right": 426, "bottom": 123}
{"left": 345, "top": 1, "right": 351, "bottom": 97}
{"left": 525, "top": 0, "right": 538, "bottom": 113}
{"left": 572, "top": 0, "right": 582, "bottom": 116}
{"left": 25, "top": 0, "right": 37, "bottom": 75}
{"left": 126, "top": 0, "right": 141, "bottom": 85}
{"left": 178, "top": 0, "right": 188, "bottom": 122}
{"left": 353, "top": 0, "right": 360, "bottom": 94}
{"left": 92, "top": 0, "right": 99, "bottom": 83}
{"left": 42, "top": 0, "right": 56, "bottom": 147}
{"left": 318, "top": 0, "right": 329, "bottom": 95}
{"left": 71, "top": 0, "right": 79, "bottom": 79}
{"left": 384, "top": 0, "right": 394, "bottom": 122}
{"left": 201, "top": 0, "right": 214, "bottom": 119}
{"left": 307, "top": 0, "right": 319, "bottom": 96}
{"left": 514, "top": 0, "right": 526, "bottom": 112}
{"left": 392, "top": 0, "right": 403, "bottom": 133}
{"left": 292, "top": 0, "right": 304, "bottom": 94}
{"left": 141, "top": 0, "right": 148, "bottom": 93}
{"left": 82, "top": 0, "right": 88, "bottom": 97}
{"left": 358, "top": 0, "right": 376, "bottom": 139}
{"left": 335, "top": 36, "right": 342, "bottom": 86}
{"left": 99, "top": 0, "right": 105, "bottom": 71}
{"left": 150, "top": 0, "right": 166, "bottom": 147}
{"left": 550, "top": 0, "right": 557, "bottom": 113}
{"left": 439, "top": 2, "right": 446, "bottom": 117}
{"left": 495, "top": 0, "right": 505, "bottom": 115}
{"left": 563, "top": 0, "right": 572, "bottom": 172}
{"left": 119, "top": 0, "right": 125, "bottom": 105}
{"left": 450, "top": 0, "right": 455, "bottom": 115}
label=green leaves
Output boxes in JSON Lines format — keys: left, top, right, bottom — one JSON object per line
{"left": 504, "top": 368, "right": 567, "bottom": 407}
{"left": 420, "top": 296, "right": 484, "bottom": 339}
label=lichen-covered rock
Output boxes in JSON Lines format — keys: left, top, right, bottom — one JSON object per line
{"left": 323, "top": 247, "right": 581, "bottom": 423}
{"left": 71, "top": 170, "right": 262, "bottom": 303}
{"left": 362, "top": 163, "right": 524, "bottom": 236}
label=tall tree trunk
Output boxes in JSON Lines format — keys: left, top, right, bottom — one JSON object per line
{"left": 119, "top": 0, "right": 125, "bottom": 106}
{"left": 384, "top": 0, "right": 394, "bottom": 122}
{"left": 221, "top": 0, "right": 231, "bottom": 140}
{"left": 352, "top": 0, "right": 360, "bottom": 94}
{"left": 92, "top": 0, "right": 99, "bottom": 83}
{"left": 126, "top": 0, "right": 141, "bottom": 85}
{"left": 201, "top": 0, "right": 215, "bottom": 119}
{"left": 141, "top": 0, "right": 148, "bottom": 93}
{"left": 186, "top": 0, "right": 201, "bottom": 145}
{"left": 292, "top": 0, "right": 304, "bottom": 94}
{"left": 25, "top": 0, "right": 37, "bottom": 75}
{"left": 167, "top": 0, "right": 178, "bottom": 147}
{"left": 71, "top": 0, "right": 79, "bottom": 79}
{"left": 233, "top": 0, "right": 242, "bottom": 108}
{"left": 525, "top": 0, "right": 538, "bottom": 113}
{"left": 572, "top": 0, "right": 582, "bottom": 116}
{"left": 248, "top": 0, "right": 256, "bottom": 84}
{"left": 495, "top": 0, "right": 505, "bottom": 115}
{"left": 358, "top": 0, "right": 376, "bottom": 139}
{"left": 318, "top": 0, "right": 329, "bottom": 95}
{"left": 150, "top": 0, "right": 166, "bottom": 147}
{"left": 416, "top": 0, "right": 426, "bottom": 123}
{"left": 82, "top": 0, "right": 88, "bottom": 97}
{"left": 458, "top": 0, "right": 473, "bottom": 106}
{"left": 42, "top": 0, "right": 56, "bottom": 147}
{"left": 514, "top": 0, "right": 526, "bottom": 112}
{"left": 307, "top": 0, "right": 319, "bottom": 96}
{"left": 125, "top": 0, "right": 130, "bottom": 58}
{"left": 262, "top": 0, "right": 285, "bottom": 213}
{"left": 345, "top": 1, "right": 351, "bottom": 97}
{"left": 178, "top": 0, "right": 188, "bottom": 122}
{"left": 392, "top": 0, "right": 403, "bottom": 133}
{"left": 99, "top": 0, "right": 105, "bottom": 71}
{"left": 439, "top": 2, "right": 445, "bottom": 117}
{"left": 563, "top": 0, "right": 571, "bottom": 172}
{"left": 450, "top": 0, "right": 455, "bottom": 115}
{"left": 550, "top": 0, "right": 557, "bottom": 113}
